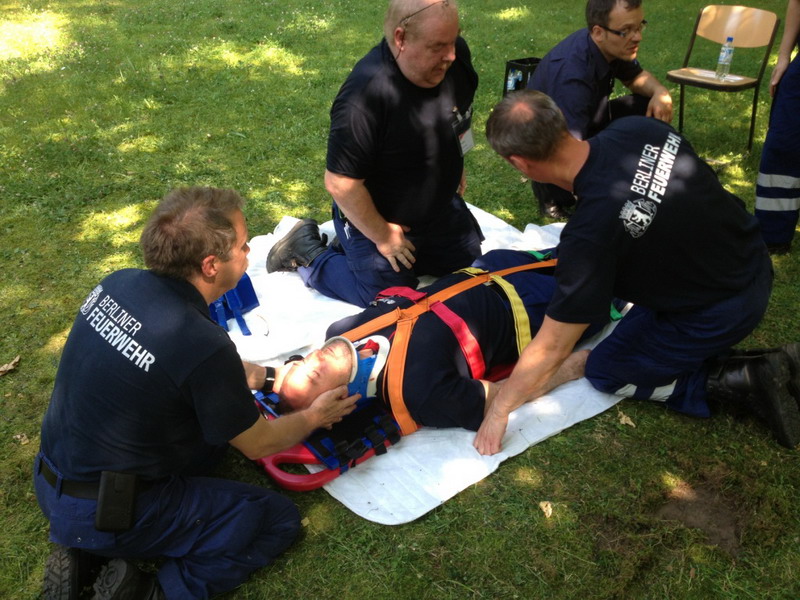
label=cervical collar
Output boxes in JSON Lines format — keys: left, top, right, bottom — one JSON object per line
{"left": 323, "top": 335, "right": 390, "bottom": 399}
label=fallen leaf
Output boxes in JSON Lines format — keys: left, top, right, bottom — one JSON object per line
{"left": 0, "top": 355, "right": 21, "bottom": 377}
{"left": 13, "top": 433, "right": 30, "bottom": 445}
{"left": 301, "top": 517, "right": 310, "bottom": 527}
{"left": 618, "top": 409, "right": 636, "bottom": 428}
{"left": 539, "top": 500, "right": 553, "bottom": 518}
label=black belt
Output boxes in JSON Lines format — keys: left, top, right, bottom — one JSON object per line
{"left": 39, "top": 460, "right": 156, "bottom": 500}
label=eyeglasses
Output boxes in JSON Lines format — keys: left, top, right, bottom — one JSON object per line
{"left": 599, "top": 19, "right": 647, "bottom": 39}
{"left": 398, "top": 0, "right": 450, "bottom": 28}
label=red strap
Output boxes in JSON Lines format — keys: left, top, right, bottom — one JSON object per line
{"left": 376, "top": 286, "right": 427, "bottom": 302}
{"left": 429, "top": 301, "right": 486, "bottom": 379}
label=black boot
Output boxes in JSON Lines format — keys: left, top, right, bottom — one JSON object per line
{"left": 706, "top": 351, "right": 800, "bottom": 448}
{"left": 91, "top": 558, "right": 165, "bottom": 600}
{"left": 729, "top": 343, "right": 800, "bottom": 406}
{"left": 43, "top": 545, "right": 106, "bottom": 600}
{"left": 266, "top": 219, "right": 328, "bottom": 273}
{"left": 532, "top": 181, "right": 575, "bottom": 220}
{"left": 783, "top": 343, "right": 800, "bottom": 404}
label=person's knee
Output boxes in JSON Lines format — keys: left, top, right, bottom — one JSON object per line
{"left": 584, "top": 353, "right": 625, "bottom": 394}
{"left": 266, "top": 495, "right": 302, "bottom": 550}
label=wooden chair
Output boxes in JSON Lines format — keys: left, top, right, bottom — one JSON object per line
{"left": 666, "top": 5, "right": 779, "bottom": 150}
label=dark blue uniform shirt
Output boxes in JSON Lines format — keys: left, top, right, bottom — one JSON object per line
{"left": 547, "top": 117, "right": 765, "bottom": 325}
{"left": 529, "top": 29, "right": 643, "bottom": 139}
{"left": 40, "top": 269, "right": 259, "bottom": 481}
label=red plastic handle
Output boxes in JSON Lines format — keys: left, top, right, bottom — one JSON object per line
{"left": 256, "top": 440, "right": 394, "bottom": 492}
{"left": 255, "top": 445, "right": 341, "bottom": 492}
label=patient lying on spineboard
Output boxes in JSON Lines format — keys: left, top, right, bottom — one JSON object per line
{"left": 255, "top": 249, "right": 613, "bottom": 436}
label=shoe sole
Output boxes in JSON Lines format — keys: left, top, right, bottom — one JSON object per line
{"left": 43, "top": 547, "right": 78, "bottom": 600}
{"left": 266, "top": 219, "right": 324, "bottom": 273}
{"left": 757, "top": 352, "right": 800, "bottom": 448}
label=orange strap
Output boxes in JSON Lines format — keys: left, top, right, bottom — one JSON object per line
{"left": 340, "top": 258, "right": 558, "bottom": 435}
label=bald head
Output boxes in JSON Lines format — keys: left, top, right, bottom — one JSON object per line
{"left": 384, "top": 0, "right": 458, "bottom": 47}
{"left": 485, "top": 90, "right": 569, "bottom": 161}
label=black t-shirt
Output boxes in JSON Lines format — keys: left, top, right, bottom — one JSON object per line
{"left": 547, "top": 117, "right": 765, "bottom": 324}
{"left": 40, "top": 270, "right": 259, "bottom": 481}
{"left": 326, "top": 37, "right": 478, "bottom": 226}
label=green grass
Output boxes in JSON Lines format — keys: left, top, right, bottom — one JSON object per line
{"left": 2, "top": 0, "right": 799, "bottom": 598}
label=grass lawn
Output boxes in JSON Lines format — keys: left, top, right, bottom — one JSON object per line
{"left": 1, "top": 0, "right": 799, "bottom": 598}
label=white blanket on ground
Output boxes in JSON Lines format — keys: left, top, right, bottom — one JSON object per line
{"left": 227, "top": 205, "right": 620, "bottom": 525}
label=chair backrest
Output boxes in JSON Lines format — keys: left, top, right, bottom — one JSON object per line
{"left": 696, "top": 5, "right": 778, "bottom": 48}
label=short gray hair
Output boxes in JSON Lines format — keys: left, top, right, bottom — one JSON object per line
{"left": 485, "top": 90, "right": 568, "bottom": 161}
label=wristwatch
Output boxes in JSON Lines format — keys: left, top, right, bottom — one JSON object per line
{"left": 261, "top": 366, "right": 276, "bottom": 394}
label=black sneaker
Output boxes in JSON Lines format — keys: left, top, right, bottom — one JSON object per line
{"left": 266, "top": 219, "right": 328, "bottom": 272}
{"left": 91, "top": 558, "right": 163, "bottom": 600}
{"left": 43, "top": 545, "right": 105, "bottom": 600}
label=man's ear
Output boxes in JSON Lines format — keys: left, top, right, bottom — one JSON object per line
{"left": 393, "top": 26, "right": 405, "bottom": 51}
{"left": 507, "top": 154, "right": 525, "bottom": 172}
{"left": 589, "top": 24, "right": 604, "bottom": 44}
{"left": 507, "top": 154, "right": 540, "bottom": 181}
{"left": 200, "top": 255, "right": 218, "bottom": 278}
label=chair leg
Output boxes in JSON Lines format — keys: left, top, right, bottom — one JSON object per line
{"left": 748, "top": 88, "right": 759, "bottom": 152}
{"left": 678, "top": 84, "right": 685, "bottom": 133}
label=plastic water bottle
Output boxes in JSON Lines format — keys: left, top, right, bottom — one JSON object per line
{"left": 715, "top": 36, "right": 734, "bottom": 80}
{"left": 506, "top": 69, "right": 522, "bottom": 92}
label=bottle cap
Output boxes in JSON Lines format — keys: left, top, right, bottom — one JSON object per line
{"left": 726, "top": 36, "right": 733, "bottom": 42}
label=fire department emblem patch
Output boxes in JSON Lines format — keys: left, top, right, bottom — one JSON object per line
{"left": 620, "top": 198, "right": 657, "bottom": 238}
{"left": 80, "top": 284, "right": 103, "bottom": 315}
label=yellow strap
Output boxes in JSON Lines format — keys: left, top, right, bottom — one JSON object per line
{"left": 456, "top": 268, "right": 534, "bottom": 354}
{"left": 489, "top": 274, "right": 532, "bottom": 354}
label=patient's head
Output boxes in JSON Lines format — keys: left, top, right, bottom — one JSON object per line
{"left": 277, "top": 337, "right": 356, "bottom": 411}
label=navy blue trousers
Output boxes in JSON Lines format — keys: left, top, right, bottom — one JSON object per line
{"left": 755, "top": 54, "right": 800, "bottom": 246}
{"left": 34, "top": 454, "right": 300, "bottom": 599}
{"left": 300, "top": 195, "right": 484, "bottom": 307}
{"left": 584, "top": 251, "right": 773, "bottom": 417}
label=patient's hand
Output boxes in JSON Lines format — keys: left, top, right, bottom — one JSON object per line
{"left": 473, "top": 411, "right": 508, "bottom": 456}
{"left": 308, "top": 385, "right": 359, "bottom": 430}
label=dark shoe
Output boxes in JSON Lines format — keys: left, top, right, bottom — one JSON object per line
{"left": 266, "top": 219, "right": 328, "bottom": 273}
{"left": 43, "top": 545, "right": 105, "bottom": 600}
{"left": 531, "top": 180, "right": 575, "bottom": 221}
{"left": 707, "top": 351, "right": 800, "bottom": 448}
{"left": 91, "top": 559, "right": 164, "bottom": 600}
{"left": 781, "top": 343, "right": 800, "bottom": 406}
{"left": 730, "top": 344, "right": 800, "bottom": 406}
{"left": 541, "top": 201, "right": 573, "bottom": 221}
{"left": 766, "top": 242, "right": 791, "bottom": 256}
